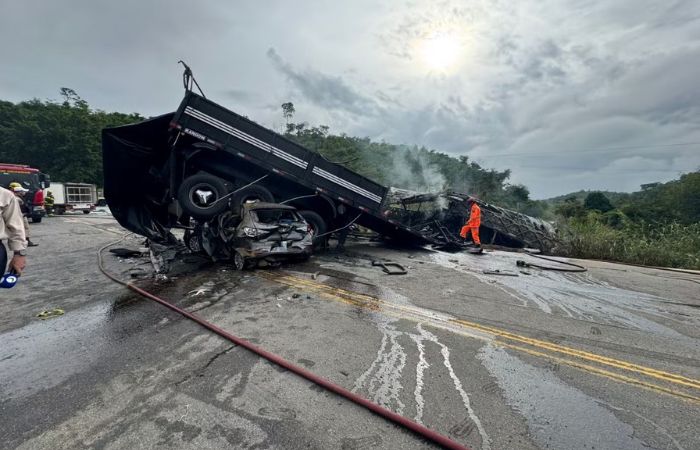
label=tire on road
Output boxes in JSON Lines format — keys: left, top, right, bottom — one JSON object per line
{"left": 177, "top": 173, "right": 229, "bottom": 219}
{"left": 31, "top": 216, "right": 42, "bottom": 223}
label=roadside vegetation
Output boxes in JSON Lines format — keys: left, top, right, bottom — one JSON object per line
{"left": 549, "top": 173, "right": 700, "bottom": 269}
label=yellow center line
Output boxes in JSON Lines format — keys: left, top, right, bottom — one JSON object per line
{"left": 450, "top": 318, "right": 700, "bottom": 390}
{"left": 495, "top": 342, "right": 700, "bottom": 403}
{"left": 260, "top": 271, "right": 700, "bottom": 402}
{"left": 276, "top": 273, "right": 700, "bottom": 389}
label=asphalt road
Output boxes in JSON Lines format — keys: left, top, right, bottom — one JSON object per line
{"left": 1, "top": 216, "right": 698, "bottom": 450}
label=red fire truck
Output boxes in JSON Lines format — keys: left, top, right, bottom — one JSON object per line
{"left": 0, "top": 163, "right": 51, "bottom": 223}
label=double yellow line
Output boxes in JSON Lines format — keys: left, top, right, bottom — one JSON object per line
{"left": 260, "top": 271, "right": 700, "bottom": 403}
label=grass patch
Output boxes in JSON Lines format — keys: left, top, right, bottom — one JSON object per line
{"left": 556, "top": 217, "right": 700, "bottom": 270}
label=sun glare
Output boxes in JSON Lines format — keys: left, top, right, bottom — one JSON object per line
{"left": 418, "top": 33, "right": 462, "bottom": 73}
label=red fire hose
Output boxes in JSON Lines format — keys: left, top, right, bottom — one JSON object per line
{"left": 98, "top": 238, "right": 470, "bottom": 450}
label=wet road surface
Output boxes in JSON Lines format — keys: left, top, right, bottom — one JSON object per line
{"left": 1, "top": 216, "right": 698, "bottom": 449}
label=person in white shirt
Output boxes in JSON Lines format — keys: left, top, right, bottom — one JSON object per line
{"left": 0, "top": 186, "right": 28, "bottom": 274}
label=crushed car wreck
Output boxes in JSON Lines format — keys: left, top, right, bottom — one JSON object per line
{"left": 185, "top": 202, "right": 313, "bottom": 269}
{"left": 101, "top": 76, "right": 558, "bottom": 268}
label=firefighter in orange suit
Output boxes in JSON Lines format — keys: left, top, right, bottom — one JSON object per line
{"left": 459, "top": 198, "right": 481, "bottom": 247}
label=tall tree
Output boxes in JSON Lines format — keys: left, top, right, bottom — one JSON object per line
{"left": 281, "top": 102, "right": 295, "bottom": 127}
{"left": 583, "top": 192, "right": 614, "bottom": 212}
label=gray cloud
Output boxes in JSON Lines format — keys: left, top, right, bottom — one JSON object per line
{"left": 0, "top": 0, "right": 231, "bottom": 115}
{"left": 1, "top": 0, "right": 699, "bottom": 198}
{"left": 266, "top": 48, "right": 377, "bottom": 115}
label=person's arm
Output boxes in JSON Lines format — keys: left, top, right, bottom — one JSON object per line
{"left": 2, "top": 196, "right": 27, "bottom": 274}
{"left": 465, "top": 205, "right": 476, "bottom": 226}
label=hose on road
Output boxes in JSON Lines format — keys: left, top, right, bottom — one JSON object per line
{"left": 97, "top": 236, "right": 470, "bottom": 450}
{"left": 517, "top": 252, "right": 588, "bottom": 273}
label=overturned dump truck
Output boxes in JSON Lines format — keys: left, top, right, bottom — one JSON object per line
{"left": 102, "top": 88, "right": 557, "bottom": 261}
{"left": 386, "top": 190, "right": 558, "bottom": 252}
{"left": 102, "top": 90, "right": 435, "bottom": 263}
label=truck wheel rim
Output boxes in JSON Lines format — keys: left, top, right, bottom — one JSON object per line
{"left": 190, "top": 184, "right": 218, "bottom": 208}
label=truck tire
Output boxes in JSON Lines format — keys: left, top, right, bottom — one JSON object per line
{"left": 298, "top": 210, "right": 327, "bottom": 248}
{"left": 32, "top": 216, "right": 42, "bottom": 223}
{"left": 82, "top": 210, "right": 90, "bottom": 215}
{"left": 232, "top": 185, "right": 274, "bottom": 207}
{"left": 178, "top": 174, "right": 229, "bottom": 219}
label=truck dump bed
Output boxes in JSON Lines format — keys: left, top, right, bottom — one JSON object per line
{"left": 173, "top": 92, "right": 387, "bottom": 213}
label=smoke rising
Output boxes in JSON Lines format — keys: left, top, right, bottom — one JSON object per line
{"left": 389, "top": 146, "right": 447, "bottom": 193}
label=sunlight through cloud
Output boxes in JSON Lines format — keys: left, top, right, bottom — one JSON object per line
{"left": 415, "top": 29, "right": 465, "bottom": 74}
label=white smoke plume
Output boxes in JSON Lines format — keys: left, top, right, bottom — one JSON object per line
{"left": 389, "top": 146, "right": 447, "bottom": 193}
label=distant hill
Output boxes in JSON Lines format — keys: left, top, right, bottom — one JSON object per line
{"left": 544, "top": 190, "right": 631, "bottom": 206}
{"left": 544, "top": 171, "right": 699, "bottom": 224}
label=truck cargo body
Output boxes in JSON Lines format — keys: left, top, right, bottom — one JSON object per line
{"left": 49, "top": 182, "right": 97, "bottom": 214}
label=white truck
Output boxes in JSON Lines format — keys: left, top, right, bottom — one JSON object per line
{"left": 47, "top": 182, "right": 97, "bottom": 215}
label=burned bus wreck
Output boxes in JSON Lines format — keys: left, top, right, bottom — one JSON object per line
{"left": 386, "top": 190, "right": 559, "bottom": 253}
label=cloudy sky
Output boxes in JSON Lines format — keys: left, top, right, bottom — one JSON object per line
{"left": 2, "top": 0, "right": 699, "bottom": 198}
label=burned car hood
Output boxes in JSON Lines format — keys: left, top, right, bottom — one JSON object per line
{"left": 102, "top": 113, "right": 175, "bottom": 243}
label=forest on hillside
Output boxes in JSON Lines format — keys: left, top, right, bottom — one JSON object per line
{"left": 0, "top": 89, "right": 142, "bottom": 186}
{"left": 543, "top": 173, "right": 700, "bottom": 268}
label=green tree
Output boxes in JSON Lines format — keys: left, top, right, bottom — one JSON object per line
{"left": 601, "top": 210, "right": 626, "bottom": 229}
{"left": 583, "top": 192, "right": 614, "bottom": 212}
{"left": 0, "top": 89, "right": 142, "bottom": 186}
{"left": 281, "top": 102, "right": 295, "bottom": 127}
{"left": 505, "top": 184, "right": 530, "bottom": 203}
{"left": 555, "top": 197, "right": 586, "bottom": 218}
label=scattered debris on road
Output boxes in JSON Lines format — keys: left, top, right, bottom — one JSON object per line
{"left": 482, "top": 269, "right": 519, "bottom": 277}
{"left": 109, "top": 248, "right": 143, "bottom": 258}
{"left": 35, "top": 308, "right": 65, "bottom": 320}
{"left": 371, "top": 260, "right": 408, "bottom": 275}
{"left": 516, "top": 255, "right": 587, "bottom": 273}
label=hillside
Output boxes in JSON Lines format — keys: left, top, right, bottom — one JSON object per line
{"left": 544, "top": 190, "right": 631, "bottom": 206}
{"left": 544, "top": 173, "right": 700, "bottom": 225}
{"left": 548, "top": 172, "right": 699, "bottom": 269}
